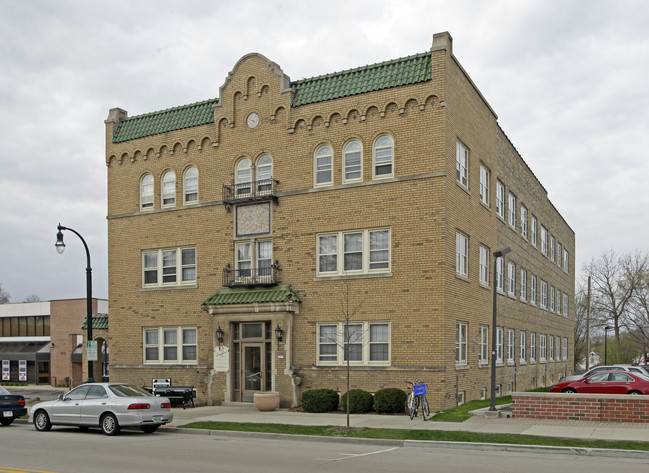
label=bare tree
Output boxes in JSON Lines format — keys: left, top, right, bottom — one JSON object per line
{"left": 625, "top": 268, "right": 649, "bottom": 363}
{"left": 573, "top": 279, "right": 590, "bottom": 368}
{"left": 0, "top": 284, "right": 10, "bottom": 303}
{"left": 23, "top": 294, "right": 41, "bottom": 302}
{"left": 584, "top": 250, "right": 648, "bottom": 363}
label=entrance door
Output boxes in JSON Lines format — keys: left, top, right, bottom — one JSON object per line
{"left": 241, "top": 343, "right": 264, "bottom": 402}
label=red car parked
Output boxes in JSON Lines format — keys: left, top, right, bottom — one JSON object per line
{"left": 550, "top": 371, "right": 649, "bottom": 395}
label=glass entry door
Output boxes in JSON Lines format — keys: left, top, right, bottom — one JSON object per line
{"left": 242, "top": 343, "right": 264, "bottom": 402}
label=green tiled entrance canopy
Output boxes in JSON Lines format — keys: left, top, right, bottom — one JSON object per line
{"left": 111, "top": 51, "right": 432, "bottom": 143}
{"left": 81, "top": 313, "right": 109, "bottom": 330}
{"left": 202, "top": 285, "right": 301, "bottom": 306}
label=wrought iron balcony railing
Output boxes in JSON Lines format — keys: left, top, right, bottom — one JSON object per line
{"left": 222, "top": 178, "right": 279, "bottom": 205}
{"left": 222, "top": 266, "right": 278, "bottom": 287}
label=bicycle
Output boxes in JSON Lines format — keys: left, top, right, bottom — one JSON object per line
{"left": 405, "top": 379, "right": 430, "bottom": 420}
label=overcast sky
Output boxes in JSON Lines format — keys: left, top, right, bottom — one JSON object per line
{"left": 1, "top": 0, "right": 647, "bottom": 303}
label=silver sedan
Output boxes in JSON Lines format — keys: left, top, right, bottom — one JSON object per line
{"left": 28, "top": 383, "right": 173, "bottom": 435}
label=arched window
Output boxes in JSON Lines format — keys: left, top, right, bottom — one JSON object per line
{"left": 161, "top": 170, "right": 176, "bottom": 207}
{"left": 256, "top": 155, "right": 273, "bottom": 194}
{"left": 235, "top": 158, "right": 252, "bottom": 197}
{"left": 373, "top": 135, "right": 393, "bottom": 178}
{"left": 183, "top": 166, "right": 198, "bottom": 205}
{"left": 140, "top": 173, "right": 154, "bottom": 210}
{"left": 314, "top": 144, "right": 333, "bottom": 187}
{"left": 343, "top": 140, "right": 362, "bottom": 182}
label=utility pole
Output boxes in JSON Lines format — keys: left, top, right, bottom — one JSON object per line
{"left": 586, "top": 276, "right": 591, "bottom": 370}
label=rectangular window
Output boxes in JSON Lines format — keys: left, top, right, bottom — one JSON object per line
{"left": 550, "top": 236, "right": 556, "bottom": 262}
{"left": 550, "top": 286, "right": 555, "bottom": 312}
{"left": 317, "top": 322, "right": 390, "bottom": 365}
{"left": 556, "top": 289, "right": 561, "bottom": 314}
{"left": 456, "top": 321, "right": 468, "bottom": 365}
{"left": 496, "top": 327, "right": 504, "bottom": 363}
{"left": 556, "top": 336, "right": 561, "bottom": 361}
{"left": 549, "top": 336, "right": 554, "bottom": 361}
{"left": 479, "top": 245, "right": 489, "bottom": 285}
{"left": 496, "top": 257, "right": 504, "bottom": 292}
{"left": 143, "top": 247, "right": 196, "bottom": 288}
{"left": 507, "top": 262, "right": 516, "bottom": 296}
{"left": 531, "top": 275, "right": 537, "bottom": 305}
{"left": 521, "top": 205, "right": 528, "bottom": 238}
{"left": 456, "top": 232, "right": 468, "bottom": 277}
{"left": 557, "top": 243, "right": 562, "bottom": 267}
{"left": 143, "top": 327, "right": 197, "bottom": 364}
{"left": 507, "top": 329, "right": 515, "bottom": 363}
{"left": 317, "top": 229, "right": 390, "bottom": 276}
{"left": 479, "top": 325, "right": 489, "bottom": 364}
{"left": 540, "top": 334, "right": 547, "bottom": 361}
{"left": 520, "top": 268, "right": 527, "bottom": 301}
{"left": 562, "top": 337, "right": 568, "bottom": 361}
{"left": 540, "top": 280, "right": 548, "bottom": 309}
{"left": 496, "top": 181, "right": 505, "bottom": 219}
{"left": 456, "top": 141, "right": 469, "bottom": 189}
{"left": 508, "top": 193, "right": 516, "bottom": 228}
{"left": 530, "top": 333, "right": 536, "bottom": 362}
{"left": 563, "top": 250, "right": 569, "bottom": 273}
{"left": 531, "top": 216, "right": 538, "bottom": 247}
{"left": 563, "top": 293, "right": 569, "bottom": 316}
{"left": 520, "top": 331, "right": 526, "bottom": 362}
{"left": 541, "top": 226, "right": 548, "bottom": 255}
{"left": 479, "top": 165, "right": 490, "bottom": 205}
{"left": 315, "top": 146, "right": 333, "bottom": 186}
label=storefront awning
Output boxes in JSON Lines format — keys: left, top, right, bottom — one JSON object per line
{"left": 0, "top": 341, "right": 50, "bottom": 361}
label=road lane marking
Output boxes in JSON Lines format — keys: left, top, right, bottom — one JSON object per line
{"left": 316, "top": 446, "right": 400, "bottom": 461}
{"left": 0, "top": 468, "right": 60, "bottom": 473}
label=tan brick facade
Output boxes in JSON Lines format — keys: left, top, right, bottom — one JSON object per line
{"left": 105, "top": 32, "right": 574, "bottom": 410}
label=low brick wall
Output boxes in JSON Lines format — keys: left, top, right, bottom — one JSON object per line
{"left": 512, "top": 392, "right": 649, "bottom": 423}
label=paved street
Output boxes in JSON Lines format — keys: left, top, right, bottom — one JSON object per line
{"left": 2, "top": 423, "right": 648, "bottom": 473}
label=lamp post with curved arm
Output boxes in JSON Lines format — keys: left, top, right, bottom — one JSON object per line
{"left": 490, "top": 247, "right": 511, "bottom": 412}
{"left": 55, "top": 223, "right": 94, "bottom": 383}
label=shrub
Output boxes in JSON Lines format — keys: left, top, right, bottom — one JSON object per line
{"left": 341, "top": 389, "right": 374, "bottom": 413}
{"left": 373, "top": 388, "right": 408, "bottom": 414}
{"left": 301, "top": 388, "right": 339, "bottom": 413}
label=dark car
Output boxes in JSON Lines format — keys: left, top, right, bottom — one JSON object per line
{"left": 550, "top": 370, "right": 649, "bottom": 395}
{"left": 0, "top": 386, "right": 27, "bottom": 425}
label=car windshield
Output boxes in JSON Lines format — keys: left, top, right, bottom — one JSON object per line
{"left": 0, "top": 386, "right": 9, "bottom": 395}
{"left": 109, "top": 384, "right": 152, "bottom": 397}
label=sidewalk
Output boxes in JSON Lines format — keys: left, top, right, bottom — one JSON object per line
{"left": 166, "top": 404, "right": 649, "bottom": 443}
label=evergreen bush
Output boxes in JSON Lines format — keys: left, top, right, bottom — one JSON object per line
{"left": 341, "top": 389, "right": 374, "bottom": 413}
{"left": 300, "top": 388, "right": 339, "bottom": 413}
{"left": 373, "top": 388, "right": 408, "bottom": 414}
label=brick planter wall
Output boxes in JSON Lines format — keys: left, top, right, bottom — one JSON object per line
{"left": 512, "top": 392, "right": 649, "bottom": 422}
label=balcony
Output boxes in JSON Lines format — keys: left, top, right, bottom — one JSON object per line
{"left": 223, "top": 266, "right": 279, "bottom": 288}
{"left": 222, "top": 178, "right": 279, "bottom": 207}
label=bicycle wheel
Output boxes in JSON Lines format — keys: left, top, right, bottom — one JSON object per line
{"left": 420, "top": 395, "right": 430, "bottom": 420}
{"left": 410, "top": 396, "right": 419, "bottom": 420}
{"left": 405, "top": 392, "right": 414, "bottom": 417}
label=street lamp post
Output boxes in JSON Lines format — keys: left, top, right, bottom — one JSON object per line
{"left": 490, "top": 246, "right": 511, "bottom": 412}
{"left": 604, "top": 326, "right": 610, "bottom": 365}
{"left": 56, "top": 223, "right": 94, "bottom": 383}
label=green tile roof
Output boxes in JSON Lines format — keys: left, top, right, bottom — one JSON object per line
{"left": 112, "top": 98, "right": 219, "bottom": 143}
{"left": 111, "top": 51, "right": 432, "bottom": 143}
{"left": 81, "top": 313, "right": 108, "bottom": 330}
{"left": 202, "top": 285, "right": 301, "bottom": 306}
{"left": 291, "top": 51, "right": 432, "bottom": 106}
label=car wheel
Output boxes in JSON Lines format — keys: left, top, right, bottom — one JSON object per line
{"left": 101, "top": 413, "right": 120, "bottom": 436}
{"left": 628, "top": 390, "right": 642, "bottom": 395}
{"left": 141, "top": 425, "right": 159, "bottom": 434}
{"left": 0, "top": 418, "right": 13, "bottom": 426}
{"left": 34, "top": 410, "right": 52, "bottom": 432}
{"left": 562, "top": 388, "right": 577, "bottom": 393}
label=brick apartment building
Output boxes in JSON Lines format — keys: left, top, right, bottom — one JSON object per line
{"left": 104, "top": 32, "right": 574, "bottom": 410}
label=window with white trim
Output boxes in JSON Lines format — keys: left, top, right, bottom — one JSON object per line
{"left": 549, "top": 335, "right": 554, "bottom": 361}
{"left": 456, "top": 321, "right": 468, "bottom": 365}
{"left": 161, "top": 170, "right": 176, "bottom": 207}
{"left": 531, "top": 275, "right": 537, "bottom": 305}
{"left": 507, "top": 262, "right": 516, "bottom": 296}
{"left": 563, "top": 249, "right": 569, "bottom": 273}
{"left": 373, "top": 135, "right": 393, "bottom": 178}
{"left": 556, "top": 336, "right": 561, "bottom": 361}
{"left": 508, "top": 193, "right": 517, "bottom": 228}
{"left": 496, "top": 256, "right": 504, "bottom": 292}
{"left": 479, "top": 245, "right": 489, "bottom": 286}
{"left": 314, "top": 144, "right": 333, "bottom": 186}
{"left": 563, "top": 293, "right": 569, "bottom": 316}
{"left": 479, "top": 325, "right": 489, "bottom": 364}
{"left": 562, "top": 337, "right": 568, "bottom": 361}
{"left": 343, "top": 140, "right": 362, "bottom": 182}
{"left": 557, "top": 243, "right": 562, "bottom": 267}
{"left": 520, "top": 268, "right": 527, "bottom": 301}
{"left": 550, "top": 286, "right": 555, "bottom": 312}
{"left": 530, "top": 333, "right": 536, "bottom": 362}
{"left": 531, "top": 216, "right": 538, "bottom": 247}
{"left": 456, "top": 232, "right": 468, "bottom": 277}
{"left": 539, "top": 334, "right": 547, "bottom": 361}
{"left": 520, "top": 331, "right": 526, "bottom": 362}
{"left": 540, "top": 280, "right": 548, "bottom": 309}
{"left": 456, "top": 141, "right": 469, "bottom": 189}
{"left": 556, "top": 290, "right": 562, "bottom": 314}
{"left": 317, "top": 322, "right": 390, "bottom": 365}
{"left": 479, "top": 164, "right": 489, "bottom": 206}
{"left": 550, "top": 236, "right": 555, "bottom": 262}
{"left": 183, "top": 166, "right": 199, "bottom": 204}
{"left": 496, "top": 327, "right": 504, "bottom": 363}
{"left": 540, "top": 225, "right": 548, "bottom": 256}
{"left": 235, "top": 158, "right": 252, "bottom": 197}
{"left": 496, "top": 181, "right": 505, "bottom": 219}
{"left": 235, "top": 240, "right": 272, "bottom": 282}
{"left": 507, "top": 329, "right": 515, "bottom": 363}
{"left": 144, "top": 327, "right": 197, "bottom": 364}
{"left": 140, "top": 173, "right": 154, "bottom": 210}
{"left": 317, "top": 229, "right": 390, "bottom": 276}
{"left": 521, "top": 205, "right": 528, "bottom": 238}
{"left": 143, "top": 247, "right": 196, "bottom": 287}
